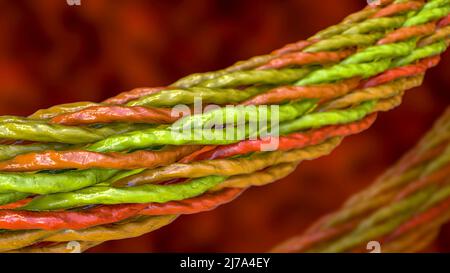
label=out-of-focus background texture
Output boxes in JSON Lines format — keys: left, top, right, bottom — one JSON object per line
{"left": 0, "top": 0, "right": 449, "bottom": 252}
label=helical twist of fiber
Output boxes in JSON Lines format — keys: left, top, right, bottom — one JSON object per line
{"left": 272, "top": 106, "right": 450, "bottom": 253}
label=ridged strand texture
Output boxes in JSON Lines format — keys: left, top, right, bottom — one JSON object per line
{"left": 271, "top": 106, "right": 450, "bottom": 253}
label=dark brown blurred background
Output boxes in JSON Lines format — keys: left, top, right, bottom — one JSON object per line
{"left": 0, "top": 0, "right": 449, "bottom": 252}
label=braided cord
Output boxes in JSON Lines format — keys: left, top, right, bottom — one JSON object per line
{"left": 272, "top": 107, "right": 450, "bottom": 253}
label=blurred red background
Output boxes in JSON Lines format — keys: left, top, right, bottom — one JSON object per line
{"left": 0, "top": 0, "right": 449, "bottom": 252}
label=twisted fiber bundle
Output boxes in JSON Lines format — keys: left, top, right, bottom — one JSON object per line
{"left": 0, "top": 0, "right": 448, "bottom": 252}
{"left": 272, "top": 106, "right": 450, "bottom": 253}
